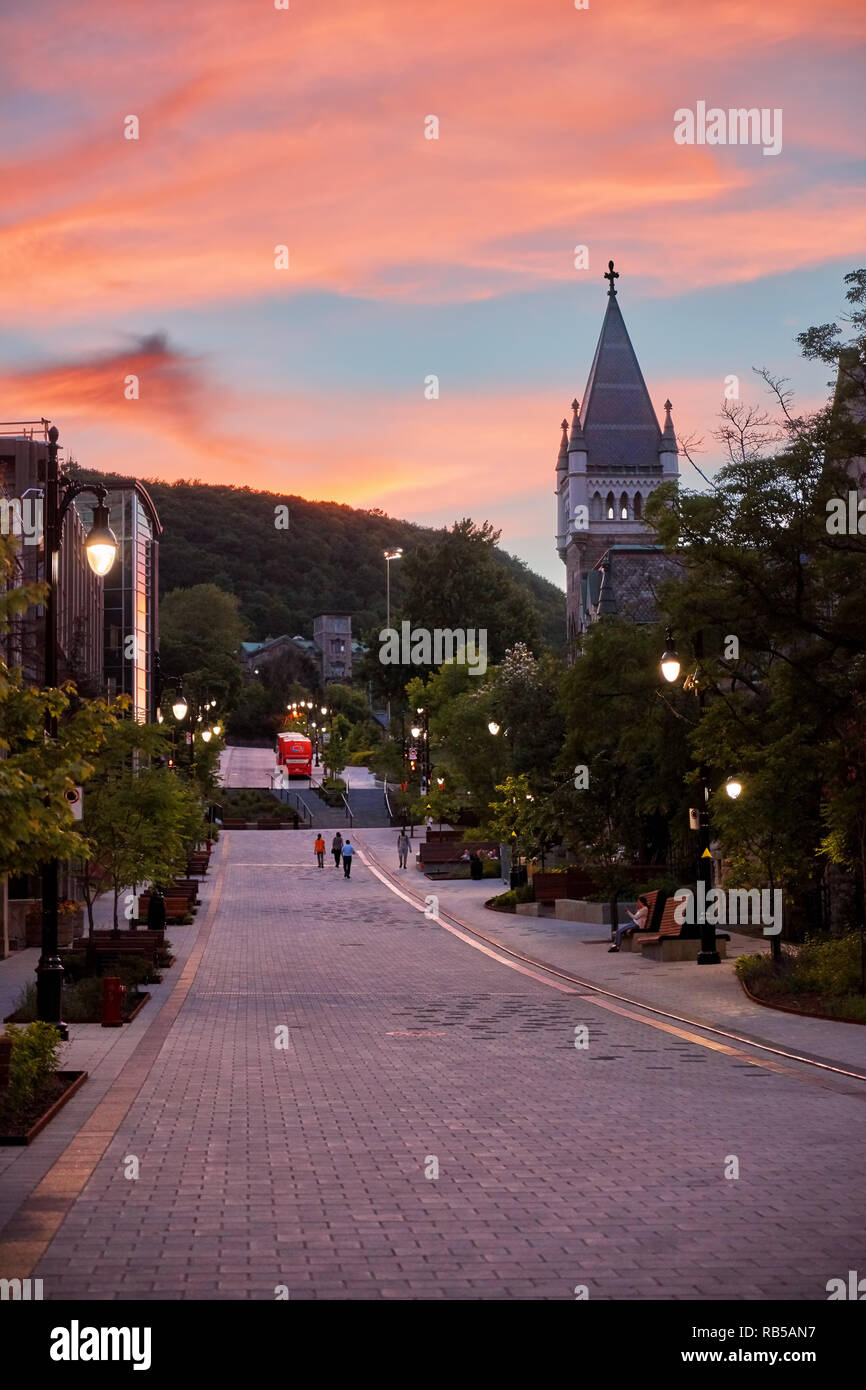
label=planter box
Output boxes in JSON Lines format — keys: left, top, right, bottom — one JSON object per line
{"left": 555, "top": 898, "right": 636, "bottom": 925}
{"left": 25, "top": 907, "right": 85, "bottom": 949}
{"left": 0, "top": 1070, "right": 88, "bottom": 1146}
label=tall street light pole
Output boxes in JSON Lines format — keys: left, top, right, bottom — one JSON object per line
{"left": 383, "top": 548, "right": 402, "bottom": 727}
{"left": 38, "top": 426, "right": 117, "bottom": 1034}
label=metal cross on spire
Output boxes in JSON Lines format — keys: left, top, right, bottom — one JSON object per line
{"left": 604, "top": 259, "right": 619, "bottom": 296}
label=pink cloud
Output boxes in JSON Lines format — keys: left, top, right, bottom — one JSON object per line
{"left": 0, "top": 0, "right": 862, "bottom": 319}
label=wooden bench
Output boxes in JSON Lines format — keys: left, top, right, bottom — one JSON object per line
{"left": 417, "top": 841, "right": 500, "bottom": 876}
{"left": 168, "top": 879, "right": 200, "bottom": 904}
{"left": 622, "top": 890, "right": 729, "bottom": 961}
{"left": 136, "top": 895, "right": 194, "bottom": 924}
{"left": 90, "top": 930, "right": 164, "bottom": 952}
{"left": 186, "top": 854, "right": 210, "bottom": 875}
{"left": 619, "top": 890, "right": 664, "bottom": 949}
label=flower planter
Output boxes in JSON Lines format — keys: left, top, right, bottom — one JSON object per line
{"left": 0, "top": 1070, "right": 88, "bottom": 1146}
{"left": 25, "top": 905, "right": 84, "bottom": 948}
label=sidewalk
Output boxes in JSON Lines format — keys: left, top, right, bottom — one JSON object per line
{"left": 354, "top": 827, "right": 866, "bottom": 1075}
{"left": 0, "top": 843, "right": 223, "bottom": 1231}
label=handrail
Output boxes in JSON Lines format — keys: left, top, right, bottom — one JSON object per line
{"left": 341, "top": 791, "right": 354, "bottom": 827}
{"left": 383, "top": 779, "right": 394, "bottom": 821}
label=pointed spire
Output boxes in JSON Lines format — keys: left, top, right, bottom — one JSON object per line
{"left": 604, "top": 260, "right": 619, "bottom": 296}
{"left": 568, "top": 397, "right": 587, "bottom": 452}
{"left": 659, "top": 398, "right": 677, "bottom": 453}
{"left": 556, "top": 417, "right": 569, "bottom": 473}
{"left": 581, "top": 279, "right": 663, "bottom": 471}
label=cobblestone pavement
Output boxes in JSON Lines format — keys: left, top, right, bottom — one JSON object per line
{"left": 3, "top": 829, "right": 864, "bottom": 1300}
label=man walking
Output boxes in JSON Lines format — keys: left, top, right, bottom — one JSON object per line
{"left": 331, "top": 831, "right": 343, "bottom": 868}
{"left": 397, "top": 830, "right": 410, "bottom": 870}
{"left": 342, "top": 839, "right": 355, "bottom": 878}
{"left": 314, "top": 833, "right": 325, "bottom": 868}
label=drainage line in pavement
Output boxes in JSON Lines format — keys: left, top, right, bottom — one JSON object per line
{"left": 358, "top": 843, "right": 866, "bottom": 1088}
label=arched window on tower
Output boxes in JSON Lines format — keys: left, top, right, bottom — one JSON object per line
{"left": 605, "top": 491, "right": 615, "bottom": 520}
{"left": 590, "top": 491, "right": 603, "bottom": 521}
{"left": 633, "top": 492, "right": 643, "bottom": 520}
{"left": 619, "top": 492, "right": 629, "bottom": 520}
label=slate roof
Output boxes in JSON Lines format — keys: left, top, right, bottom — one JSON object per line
{"left": 581, "top": 294, "right": 663, "bottom": 474}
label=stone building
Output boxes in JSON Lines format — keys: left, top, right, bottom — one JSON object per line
{"left": 555, "top": 262, "right": 680, "bottom": 645}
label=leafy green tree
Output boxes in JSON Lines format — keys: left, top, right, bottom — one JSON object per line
{"left": 394, "top": 519, "right": 542, "bottom": 679}
{"left": 79, "top": 720, "right": 205, "bottom": 935}
{"left": 159, "top": 583, "right": 246, "bottom": 710}
{"left": 0, "top": 535, "right": 120, "bottom": 878}
{"left": 645, "top": 268, "right": 866, "bottom": 939}
{"left": 323, "top": 713, "right": 351, "bottom": 780}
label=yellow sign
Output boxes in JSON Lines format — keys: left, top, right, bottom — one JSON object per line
{"left": 701, "top": 848, "right": 713, "bottom": 859}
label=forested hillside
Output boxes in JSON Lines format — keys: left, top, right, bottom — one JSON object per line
{"left": 73, "top": 472, "right": 566, "bottom": 653}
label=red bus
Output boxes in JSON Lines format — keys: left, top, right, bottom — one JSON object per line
{"left": 277, "top": 732, "right": 312, "bottom": 777}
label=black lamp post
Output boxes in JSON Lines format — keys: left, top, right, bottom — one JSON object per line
{"left": 37, "top": 426, "right": 118, "bottom": 1035}
{"left": 660, "top": 626, "right": 721, "bottom": 965}
{"left": 410, "top": 707, "right": 430, "bottom": 791}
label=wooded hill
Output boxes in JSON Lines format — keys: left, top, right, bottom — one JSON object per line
{"left": 71, "top": 471, "right": 566, "bottom": 653}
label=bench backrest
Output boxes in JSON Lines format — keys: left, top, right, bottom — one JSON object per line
{"left": 419, "top": 842, "right": 499, "bottom": 862}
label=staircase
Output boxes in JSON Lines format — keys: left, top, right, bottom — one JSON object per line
{"left": 283, "top": 786, "right": 350, "bottom": 829}
{"left": 346, "top": 786, "right": 393, "bottom": 828}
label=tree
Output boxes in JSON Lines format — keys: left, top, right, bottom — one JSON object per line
{"left": 159, "top": 583, "right": 246, "bottom": 709}
{"left": 395, "top": 519, "right": 542, "bottom": 678}
{"left": 0, "top": 535, "right": 119, "bottom": 878}
{"left": 79, "top": 720, "right": 205, "bottom": 936}
{"left": 644, "top": 268, "right": 866, "bottom": 941}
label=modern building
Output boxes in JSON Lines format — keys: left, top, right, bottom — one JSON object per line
{"left": 78, "top": 485, "right": 162, "bottom": 723}
{"left": 313, "top": 613, "right": 352, "bottom": 683}
{"left": 555, "top": 262, "right": 680, "bottom": 645}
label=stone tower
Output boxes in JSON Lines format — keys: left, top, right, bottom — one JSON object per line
{"left": 556, "top": 261, "right": 679, "bottom": 645}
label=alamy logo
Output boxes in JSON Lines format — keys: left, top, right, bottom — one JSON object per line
{"left": 826, "top": 1270, "right": 866, "bottom": 1300}
{"left": 50, "top": 1320, "right": 152, "bottom": 1371}
{"left": 674, "top": 102, "right": 782, "bottom": 157}
{"left": 0, "top": 496, "right": 42, "bottom": 544}
{"left": 826, "top": 492, "right": 866, "bottom": 534}
{"left": 379, "top": 622, "right": 487, "bottom": 675}
{"left": 0, "top": 1277, "right": 43, "bottom": 1300}
{"left": 674, "top": 884, "right": 782, "bottom": 936}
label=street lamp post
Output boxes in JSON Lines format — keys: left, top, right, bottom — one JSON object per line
{"left": 37, "top": 426, "right": 118, "bottom": 1034}
{"left": 660, "top": 627, "right": 723, "bottom": 966}
{"left": 384, "top": 549, "right": 402, "bottom": 726}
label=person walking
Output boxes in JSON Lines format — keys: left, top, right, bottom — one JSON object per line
{"left": 314, "top": 833, "right": 325, "bottom": 868}
{"left": 397, "top": 830, "right": 410, "bottom": 870}
{"left": 342, "top": 839, "right": 355, "bottom": 878}
{"left": 331, "top": 831, "right": 343, "bottom": 868}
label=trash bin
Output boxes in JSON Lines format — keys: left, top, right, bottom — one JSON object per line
{"left": 509, "top": 866, "right": 528, "bottom": 889}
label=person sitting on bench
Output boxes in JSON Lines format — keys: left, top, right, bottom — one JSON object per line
{"left": 609, "top": 895, "right": 650, "bottom": 952}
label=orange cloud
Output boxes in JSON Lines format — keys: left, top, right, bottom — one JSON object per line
{"left": 0, "top": 0, "right": 863, "bottom": 319}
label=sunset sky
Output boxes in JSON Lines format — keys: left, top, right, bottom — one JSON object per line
{"left": 1, "top": 0, "right": 864, "bottom": 585}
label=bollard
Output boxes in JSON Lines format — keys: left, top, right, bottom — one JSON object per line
{"left": 101, "top": 976, "right": 125, "bottom": 1028}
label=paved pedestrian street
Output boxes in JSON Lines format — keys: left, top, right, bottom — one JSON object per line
{"left": 1, "top": 829, "right": 864, "bottom": 1301}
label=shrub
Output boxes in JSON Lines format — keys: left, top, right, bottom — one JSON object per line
{"left": 0, "top": 1021, "right": 63, "bottom": 1118}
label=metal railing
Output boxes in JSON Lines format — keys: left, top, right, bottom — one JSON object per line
{"left": 341, "top": 792, "right": 354, "bottom": 827}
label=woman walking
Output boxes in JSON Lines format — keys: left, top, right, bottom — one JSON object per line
{"left": 331, "top": 831, "right": 343, "bottom": 868}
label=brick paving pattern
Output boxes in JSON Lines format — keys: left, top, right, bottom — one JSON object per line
{"left": 3, "top": 828, "right": 864, "bottom": 1299}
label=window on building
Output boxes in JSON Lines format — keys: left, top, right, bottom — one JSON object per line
{"left": 633, "top": 492, "right": 643, "bottom": 520}
{"left": 605, "top": 492, "right": 615, "bottom": 520}
{"left": 590, "top": 492, "right": 603, "bottom": 522}
{"left": 620, "top": 492, "right": 629, "bottom": 520}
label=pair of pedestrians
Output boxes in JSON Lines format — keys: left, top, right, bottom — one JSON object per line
{"left": 317, "top": 831, "right": 355, "bottom": 877}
